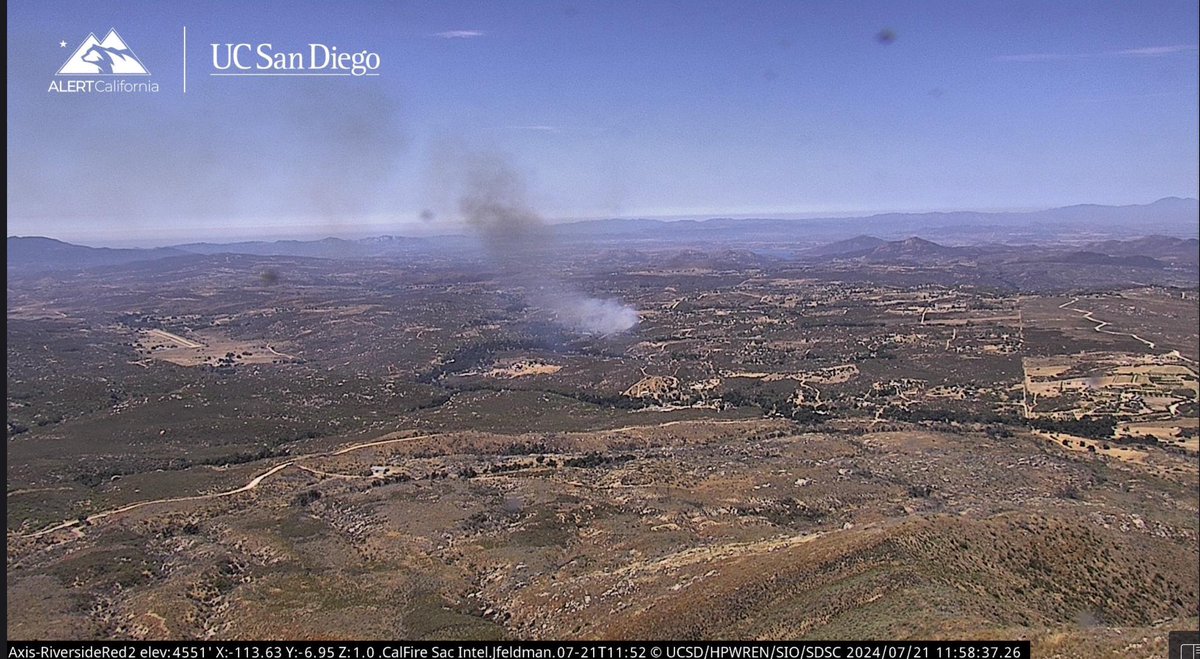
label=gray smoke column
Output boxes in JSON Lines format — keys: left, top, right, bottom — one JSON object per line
{"left": 455, "top": 153, "right": 638, "bottom": 335}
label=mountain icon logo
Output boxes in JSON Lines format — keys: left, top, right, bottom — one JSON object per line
{"left": 57, "top": 29, "right": 150, "bottom": 75}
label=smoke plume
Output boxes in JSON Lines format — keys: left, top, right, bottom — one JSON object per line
{"left": 450, "top": 151, "right": 639, "bottom": 335}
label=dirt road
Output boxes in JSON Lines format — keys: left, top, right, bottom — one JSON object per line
{"left": 19, "top": 433, "right": 442, "bottom": 539}
{"left": 1060, "top": 298, "right": 1157, "bottom": 349}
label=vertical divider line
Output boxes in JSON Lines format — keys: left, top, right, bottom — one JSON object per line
{"left": 183, "top": 26, "right": 187, "bottom": 93}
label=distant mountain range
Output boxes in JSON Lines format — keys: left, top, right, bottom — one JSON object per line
{"left": 173, "top": 235, "right": 446, "bottom": 258}
{"left": 806, "top": 236, "right": 969, "bottom": 261}
{"left": 8, "top": 198, "right": 1197, "bottom": 271}
{"left": 796, "top": 234, "right": 1196, "bottom": 268}
{"left": 805, "top": 235, "right": 889, "bottom": 257}
{"left": 1081, "top": 235, "right": 1200, "bottom": 263}
{"left": 552, "top": 197, "right": 1199, "bottom": 244}
{"left": 5, "top": 235, "right": 477, "bottom": 272}
{"left": 5, "top": 236, "right": 188, "bottom": 270}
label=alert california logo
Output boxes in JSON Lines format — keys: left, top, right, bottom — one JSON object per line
{"left": 48, "top": 28, "right": 160, "bottom": 94}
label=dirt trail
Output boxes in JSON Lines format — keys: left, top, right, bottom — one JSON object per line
{"left": 601, "top": 520, "right": 892, "bottom": 584}
{"left": 1060, "top": 298, "right": 1156, "bottom": 349}
{"left": 1165, "top": 350, "right": 1197, "bottom": 366}
{"left": 19, "top": 433, "right": 441, "bottom": 539}
{"left": 21, "top": 461, "right": 296, "bottom": 539}
{"left": 265, "top": 344, "right": 296, "bottom": 359}
{"left": 7, "top": 486, "right": 74, "bottom": 498}
{"left": 18, "top": 419, "right": 754, "bottom": 540}
{"left": 613, "top": 528, "right": 832, "bottom": 578}
{"left": 597, "top": 418, "right": 761, "bottom": 436}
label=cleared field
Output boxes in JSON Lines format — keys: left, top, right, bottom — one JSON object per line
{"left": 1117, "top": 419, "right": 1200, "bottom": 453}
{"left": 1023, "top": 352, "right": 1198, "bottom": 421}
{"left": 136, "top": 329, "right": 295, "bottom": 367}
{"left": 144, "top": 328, "right": 201, "bottom": 349}
{"left": 483, "top": 360, "right": 563, "bottom": 378}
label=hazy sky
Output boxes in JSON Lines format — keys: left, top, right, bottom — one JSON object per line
{"left": 6, "top": 0, "right": 1199, "bottom": 244}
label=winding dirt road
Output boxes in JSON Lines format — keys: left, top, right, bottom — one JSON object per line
{"left": 19, "top": 432, "right": 441, "bottom": 539}
{"left": 18, "top": 419, "right": 769, "bottom": 541}
{"left": 1059, "top": 297, "right": 1157, "bottom": 349}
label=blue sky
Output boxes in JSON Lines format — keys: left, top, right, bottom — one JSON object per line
{"left": 6, "top": 0, "right": 1199, "bottom": 244}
